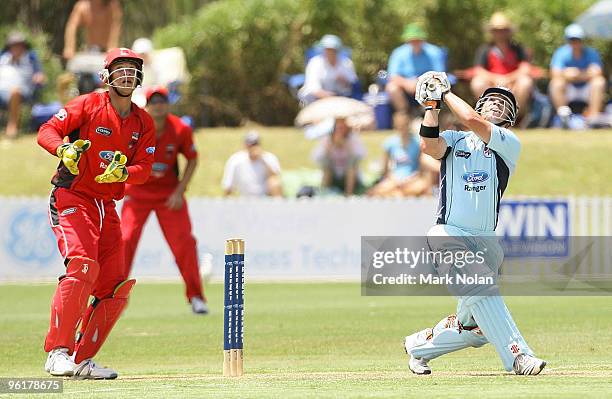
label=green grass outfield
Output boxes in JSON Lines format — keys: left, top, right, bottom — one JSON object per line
{"left": 1, "top": 128, "right": 611, "bottom": 197}
{"left": 0, "top": 282, "right": 610, "bottom": 398}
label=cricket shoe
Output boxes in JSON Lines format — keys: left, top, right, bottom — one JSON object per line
{"left": 45, "top": 348, "right": 75, "bottom": 376}
{"left": 513, "top": 353, "right": 546, "bottom": 375}
{"left": 191, "top": 297, "right": 209, "bottom": 315}
{"left": 73, "top": 359, "right": 118, "bottom": 379}
{"left": 404, "top": 335, "right": 431, "bottom": 375}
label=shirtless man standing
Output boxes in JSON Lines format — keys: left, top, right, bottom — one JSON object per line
{"left": 63, "top": 0, "right": 123, "bottom": 60}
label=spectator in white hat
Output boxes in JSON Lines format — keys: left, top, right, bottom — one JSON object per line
{"left": 0, "top": 31, "right": 46, "bottom": 139}
{"left": 132, "top": 38, "right": 157, "bottom": 84}
{"left": 298, "top": 34, "right": 358, "bottom": 105}
{"left": 131, "top": 37, "right": 160, "bottom": 108}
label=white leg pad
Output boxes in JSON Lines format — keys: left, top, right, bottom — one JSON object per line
{"left": 468, "top": 296, "right": 534, "bottom": 371}
{"left": 407, "top": 315, "right": 488, "bottom": 360}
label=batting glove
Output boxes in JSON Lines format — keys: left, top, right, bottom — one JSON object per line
{"left": 56, "top": 139, "right": 91, "bottom": 175}
{"left": 415, "top": 71, "right": 451, "bottom": 110}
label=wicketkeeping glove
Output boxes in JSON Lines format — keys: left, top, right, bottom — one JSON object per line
{"left": 95, "top": 151, "right": 129, "bottom": 183}
{"left": 56, "top": 139, "right": 91, "bottom": 175}
{"left": 415, "top": 71, "right": 451, "bottom": 110}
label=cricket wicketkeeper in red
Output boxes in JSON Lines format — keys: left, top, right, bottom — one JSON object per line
{"left": 37, "top": 48, "right": 155, "bottom": 379}
{"left": 121, "top": 86, "right": 208, "bottom": 315}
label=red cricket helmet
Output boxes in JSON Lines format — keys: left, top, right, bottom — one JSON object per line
{"left": 103, "top": 47, "right": 143, "bottom": 70}
{"left": 100, "top": 47, "right": 144, "bottom": 93}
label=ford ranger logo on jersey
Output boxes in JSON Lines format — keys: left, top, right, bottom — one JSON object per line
{"left": 462, "top": 171, "right": 489, "bottom": 184}
{"left": 99, "top": 151, "right": 114, "bottom": 162}
{"left": 95, "top": 126, "right": 112, "bottom": 136}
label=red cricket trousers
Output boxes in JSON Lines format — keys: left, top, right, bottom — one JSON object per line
{"left": 121, "top": 195, "right": 204, "bottom": 301}
{"left": 49, "top": 187, "right": 127, "bottom": 299}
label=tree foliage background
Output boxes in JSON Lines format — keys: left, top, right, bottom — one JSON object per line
{"left": 1, "top": 0, "right": 610, "bottom": 125}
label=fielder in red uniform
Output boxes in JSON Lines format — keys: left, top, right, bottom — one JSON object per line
{"left": 37, "top": 48, "right": 155, "bottom": 379}
{"left": 121, "top": 86, "right": 208, "bottom": 314}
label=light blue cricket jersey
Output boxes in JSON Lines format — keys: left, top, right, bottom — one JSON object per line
{"left": 550, "top": 44, "right": 602, "bottom": 71}
{"left": 383, "top": 134, "right": 421, "bottom": 180}
{"left": 436, "top": 123, "right": 521, "bottom": 234}
{"left": 387, "top": 42, "right": 446, "bottom": 79}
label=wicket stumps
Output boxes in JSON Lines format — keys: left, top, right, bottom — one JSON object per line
{"left": 223, "top": 239, "right": 244, "bottom": 377}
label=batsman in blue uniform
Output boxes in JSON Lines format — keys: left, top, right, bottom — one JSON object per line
{"left": 403, "top": 71, "right": 546, "bottom": 375}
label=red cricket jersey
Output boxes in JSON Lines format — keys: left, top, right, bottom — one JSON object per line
{"left": 37, "top": 91, "right": 155, "bottom": 201}
{"left": 475, "top": 43, "right": 528, "bottom": 74}
{"left": 124, "top": 113, "right": 198, "bottom": 199}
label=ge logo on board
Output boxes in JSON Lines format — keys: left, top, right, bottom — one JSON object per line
{"left": 5, "top": 209, "right": 57, "bottom": 266}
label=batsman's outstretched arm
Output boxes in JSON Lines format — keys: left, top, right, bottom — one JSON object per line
{"left": 443, "top": 92, "right": 492, "bottom": 143}
{"left": 420, "top": 109, "right": 447, "bottom": 160}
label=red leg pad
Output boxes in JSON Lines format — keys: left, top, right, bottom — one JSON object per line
{"left": 73, "top": 279, "right": 136, "bottom": 364}
{"left": 44, "top": 257, "right": 100, "bottom": 353}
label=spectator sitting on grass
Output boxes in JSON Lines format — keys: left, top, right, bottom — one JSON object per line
{"left": 222, "top": 130, "right": 282, "bottom": 197}
{"left": 312, "top": 117, "right": 366, "bottom": 196}
{"left": 0, "top": 31, "right": 46, "bottom": 140}
{"left": 385, "top": 23, "right": 446, "bottom": 117}
{"left": 470, "top": 12, "right": 533, "bottom": 119}
{"left": 298, "top": 34, "right": 358, "bottom": 105}
{"left": 549, "top": 24, "right": 607, "bottom": 128}
{"left": 367, "top": 113, "right": 436, "bottom": 197}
